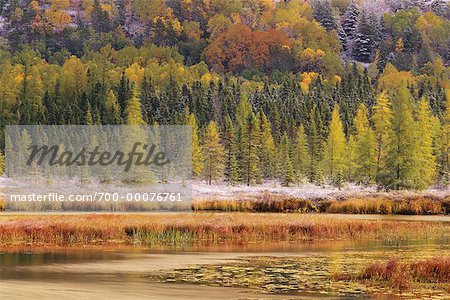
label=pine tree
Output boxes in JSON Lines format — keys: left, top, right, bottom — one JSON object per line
{"left": 242, "top": 112, "right": 261, "bottom": 185}
{"left": 203, "top": 121, "right": 224, "bottom": 185}
{"left": 307, "top": 106, "right": 323, "bottom": 183}
{"left": 414, "top": 98, "right": 437, "bottom": 189}
{"left": 223, "top": 114, "right": 240, "bottom": 184}
{"left": 117, "top": 72, "right": 132, "bottom": 119}
{"left": 340, "top": 1, "right": 359, "bottom": 53}
{"left": 341, "top": 1, "right": 359, "bottom": 39}
{"left": 104, "top": 89, "right": 121, "bottom": 124}
{"left": 372, "top": 91, "right": 392, "bottom": 181}
{"left": 352, "top": 10, "right": 379, "bottom": 63}
{"left": 258, "top": 110, "right": 276, "bottom": 179}
{"left": 187, "top": 113, "right": 203, "bottom": 178}
{"left": 126, "top": 88, "right": 145, "bottom": 126}
{"left": 312, "top": 0, "right": 336, "bottom": 31}
{"left": 279, "top": 132, "right": 295, "bottom": 186}
{"left": 353, "top": 103, "right": 376, "bottom": 184}
{"left": 324, "top": 104, "right": 346, "bottom": 185}
{"left": 294, "top": 124, "right": 308, "bottom": 182}
{"left": 385, "top": 85, "right": 417, "bottom": 190}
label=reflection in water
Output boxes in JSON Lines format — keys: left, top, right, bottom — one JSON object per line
{"left": 1, "top": 238, "right": 449, "bottom": 299}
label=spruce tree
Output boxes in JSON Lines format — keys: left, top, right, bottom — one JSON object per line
{"left": 307, "top": 106, "right": 323, "bottom": 183}
{"left": 242, "top": 112, "right": 261, "bottom": 186}
{"left": 202, "top": 121, "right": 224, "bottom": 185}
{"left": 279, "top": 132, "right": 295, "bottom": 187}
{"left": 340, "top": 1, "right": 359, "bottom": 53}
{"left": 341, "top": 1, "right": 359, "bottom": 39}
{"left": 324, "top": 104, "right": 346, "bottom": 185}
{"left": 117, "top": 72, "right": 132, "bottom": 119}
{"left": 312, "top": 0, "right": 336, "bottom": 31}
{"left": 352, "top": 10, "right": 378, "bottom": 63}
{"left": 294, "top": 124, "right": 308, "bottom": 182}
{"left": 223, "top": 114, "right": 240, "bottom": 184}
{"left": 258, "top": 110, "right": 276, "bottom": 179}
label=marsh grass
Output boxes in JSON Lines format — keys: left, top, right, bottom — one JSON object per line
{"left": 350, "top": 257, "right": 450, "bottom": 292}
{"left": 193, "top": 194, "right": 450, "bottom": 215}
{"left": 0, "top": 213, "right": 448, "bottom": 246}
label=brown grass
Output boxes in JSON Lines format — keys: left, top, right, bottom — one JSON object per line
{"left": 324, "top": 197, "right": 445, "bottom": 215}
{"left": 193, "top": 194, "right": 315, "bottom": 213}
{"left": 193, "top": 194, "right": 450, "bottom": 215}
{"left": 0, "top": 213, "right": 447, "bottom": 246}
{"left": 356, "top": 257, "right": 450, "bottom": 291}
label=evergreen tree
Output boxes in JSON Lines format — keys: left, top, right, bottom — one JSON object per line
{"left": 312, "top": 0, "right": 336, "bottom": 31}
{"left": 307, "top": 106, "right": 323, "bottom": 183}
{"left": 117, "top": 72, "right": 132, "bottom": 119}
{"left": 341, "top": 1, "right": 359, "bottom": 39}
{"left": 385, "top": 85, "right": 417, "bottom": 190}
{"left": 340, "top": 1, "right": 359, "bottom": 53}
{"left": 223, "top": 114, "right": 240, "bottom": 184}
{"left": 414, "top": 98, "right": 437, "bottom": 189}
{"left": 324, "top": 104, "right": 346, "bottom": 185}
{"left": 203, "top": 121, "right": 224, "bottom": 185}
{"left": 294, "top": 124, "right": 308, "bottom": 182}
{"left": 258, "top": 110, "right": 276, "bottom": 179}
{"left": 353, "top": 103, "right": 376, "bottom": 184}
{"left": 279, "top": 132, "right": 295, "bottom": 187}
{"left": 187, "top": 113, "right": 203, "bottom": 178}
{"left": 242, "top": 112, "right": 261, "bottom": 185}
{"left": 352, "top": 10, "right": 378, "bottom": 63}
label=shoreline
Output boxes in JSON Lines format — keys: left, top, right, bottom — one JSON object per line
{"left": 0, "top": 212, "right": 448, "bottom": 247}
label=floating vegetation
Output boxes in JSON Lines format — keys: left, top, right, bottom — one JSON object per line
{"left": 148, "top": 248, "right": 450, "bottom": 299}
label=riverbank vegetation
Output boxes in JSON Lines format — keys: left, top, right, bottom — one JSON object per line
{"left": 192, "top": 194, "right": 450, "bottom": 214}
{"left": 0, "top": 213, "right": 448, "bottom": 246}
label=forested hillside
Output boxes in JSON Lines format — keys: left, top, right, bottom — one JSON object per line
{"left": 0, "top": 0, "right": 449, "bottom": 190}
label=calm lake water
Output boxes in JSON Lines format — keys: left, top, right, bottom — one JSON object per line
{"left": 1, "top": 214, "right": 450, "bottom": 299}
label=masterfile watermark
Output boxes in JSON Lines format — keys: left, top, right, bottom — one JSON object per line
{"left": 3, "top": 125, "right": 192, "bottom": 211}
{"left": 27, "top": 142, "right": 170, "bottom": 171}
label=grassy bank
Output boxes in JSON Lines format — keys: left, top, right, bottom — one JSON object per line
{"left": 335, "top": 257, "right": 450, "bottom": 292}
{"left": 193, "top": 194, "right": 450, "bottom": 214}
{"left": 0, "top": 213, "right": 448, "bottom": 246}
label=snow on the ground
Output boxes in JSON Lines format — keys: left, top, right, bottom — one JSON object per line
{"left": 192, "top": 181, "right": 450, "bottom": 200}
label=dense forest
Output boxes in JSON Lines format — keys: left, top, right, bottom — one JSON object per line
{"left": 0, "top": 0, "right": 449, "bottom": 190}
